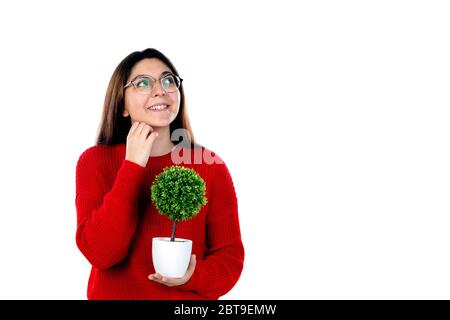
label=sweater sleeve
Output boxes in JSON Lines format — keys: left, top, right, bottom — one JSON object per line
{"left": 178, "top": 162, "right": 244, "bottom": 298}
{"left": 75, "top": 149, "right": 146, "bottom": 270}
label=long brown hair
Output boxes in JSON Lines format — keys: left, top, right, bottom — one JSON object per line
{"left": 96, "top": 48, "right": 197, "bottom": 147}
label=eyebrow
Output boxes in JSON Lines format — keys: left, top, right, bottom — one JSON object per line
{"left": 133, "top": 71, "right": 173, "bottom": 79}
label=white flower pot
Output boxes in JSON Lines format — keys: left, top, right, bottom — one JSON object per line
{"left": 152, "top": 237, "right": 192, "bottom": 278}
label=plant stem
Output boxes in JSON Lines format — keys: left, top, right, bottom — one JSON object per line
{"left": 170, "top": 220, "right": 177, "bottom": 242}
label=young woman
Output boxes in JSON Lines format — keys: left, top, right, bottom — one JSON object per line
{"left": 75, "top": 48, "right": 244, "bottom": 299}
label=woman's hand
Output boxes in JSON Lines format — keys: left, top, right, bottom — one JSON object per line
{"left": 148, "top": 254, "right": 197, "bottom": 287}
{"left": 125, "top": 121, "right": 159, "bottom": 167}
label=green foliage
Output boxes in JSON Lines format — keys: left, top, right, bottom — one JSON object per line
{"left": 151, "top": 166, "right": 207, "bottom": 222}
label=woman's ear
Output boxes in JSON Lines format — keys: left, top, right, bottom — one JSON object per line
{"left": 123, "top": 108, "right": 129, "bottom": 117}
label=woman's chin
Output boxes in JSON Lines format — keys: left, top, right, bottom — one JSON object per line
{"left": 131, "top": 117, "right": 170, "bottom": 127}
{"left": 131, "top": 113, "right": 176, "bottom": 128}
{"left": 145, "top": 121, "right": 171, "bottom": 128}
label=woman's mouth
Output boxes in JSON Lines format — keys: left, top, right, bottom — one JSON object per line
{"left": 147, "top": 104, "right": 169, "bottom": 112}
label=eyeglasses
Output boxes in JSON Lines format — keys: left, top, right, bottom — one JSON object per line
{"left": 124, "top": 73, "right": 183, "bottom": 94}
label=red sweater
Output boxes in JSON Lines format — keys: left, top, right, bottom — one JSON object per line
{"left": 75, "top": 144, "right": 244, "bottom": 300}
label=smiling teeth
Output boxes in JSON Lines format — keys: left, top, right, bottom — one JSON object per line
{"left": 149, "top": 104, "right": 168, "bottom": 110}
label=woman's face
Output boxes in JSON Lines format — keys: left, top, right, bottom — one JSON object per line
{"left": 123, "top": 58, "right": 180, "bottom": 128}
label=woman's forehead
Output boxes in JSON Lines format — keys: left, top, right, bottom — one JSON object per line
{"left": 130, "top": 58, "right": 171, "bottom": 78}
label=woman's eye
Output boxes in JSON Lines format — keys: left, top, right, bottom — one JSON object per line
{"left": 162, "top": 76, "right": 175, "bottom": 86}
{"left": 136, "top": 79, "right": 150, "bottom": 87}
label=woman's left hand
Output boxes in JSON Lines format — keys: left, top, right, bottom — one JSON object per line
{"left": 148, "top": 254, "right": 197, "bottom": 287}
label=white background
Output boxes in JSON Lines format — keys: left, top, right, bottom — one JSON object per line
{"left": 0, "top": 0, "right": 449, "bottom": 299}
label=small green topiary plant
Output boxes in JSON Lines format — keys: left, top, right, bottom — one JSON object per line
{"left": 151, "top": 165, "right": 207, "bottom": 242}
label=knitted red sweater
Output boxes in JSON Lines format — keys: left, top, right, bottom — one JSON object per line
{"left": 75, "top": 144, "right": 244, "bottom": 300}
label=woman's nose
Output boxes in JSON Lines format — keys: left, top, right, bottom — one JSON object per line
{"left": 151, "top": 80, "right": 166, "bottom": 97}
